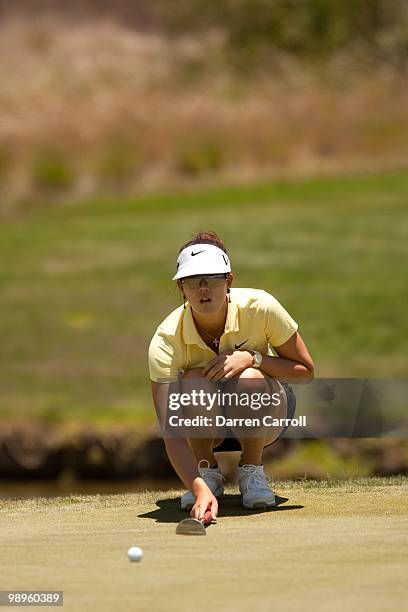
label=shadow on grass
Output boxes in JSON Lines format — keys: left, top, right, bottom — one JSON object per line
{"left": 138, "top": 493, "right": 304, "bottom": 524}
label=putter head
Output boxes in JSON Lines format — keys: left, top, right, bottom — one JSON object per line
{"left": 176, "top": 517, "right": 207, "bottom": 536}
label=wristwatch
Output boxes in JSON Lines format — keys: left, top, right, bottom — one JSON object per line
{"left": 249, "top": 350, "right": 263, "bottom": 369}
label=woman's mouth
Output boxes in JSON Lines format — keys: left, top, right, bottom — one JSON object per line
{"left": 200, "top": 297, "right": 211, "bottom": 303}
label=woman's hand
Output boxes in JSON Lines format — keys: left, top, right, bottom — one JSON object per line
{"left": 191, "top": 479, "right": 218, "bottom": 520}
{"left": 203, "top": 350, "right": 253, "bottom": 382}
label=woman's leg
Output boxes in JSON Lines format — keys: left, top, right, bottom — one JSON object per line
{"left": 177, "top": 368, "right": 226, "bottom": 510}
{"left": 180, "top": 367, "right": 289, "bottom": 465}
{"left": 222, "top": 367, "right": 289, "bottom": 464}
{"left": 180, "top": 368, "right": 224, "bottom": 464}
{"left": 239, "top": 437, "right": 265, "bottom": 465}
{"left": 187, "top": 437, "right": 225, "bottom": 465}
{"left": 220, "top": 368, "right": 286, "bottom": 508}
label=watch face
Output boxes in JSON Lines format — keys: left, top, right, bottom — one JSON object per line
{"left": 253, "top": 351, "right": 262, "bottom": 367}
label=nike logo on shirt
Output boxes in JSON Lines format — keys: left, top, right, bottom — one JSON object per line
{"left": 235, "top": 339, "right": 248, "bottom": 349}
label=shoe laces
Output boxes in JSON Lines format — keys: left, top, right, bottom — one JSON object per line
{"left": 198, "top": 459, "right": 225, "bottom": 483}
{"left": 240, "top": 464, "right": 271, "bottom": 492}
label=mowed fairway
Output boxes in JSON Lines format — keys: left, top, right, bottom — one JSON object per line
{"left": 0, "top": 171, "right": 408, "bottom": 426}
{"left": 1, "top": 479, "right": 407, "bottom": 612}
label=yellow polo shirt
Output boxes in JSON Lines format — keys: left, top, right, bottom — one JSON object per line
{"left": 149, "top": 288, "right": 298, "bottom": 382}
{"left": 148, "top": 288, "right": 298, "bottom": 382}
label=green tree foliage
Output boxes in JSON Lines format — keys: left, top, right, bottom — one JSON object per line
{"left": 154, "top": 0, "right": 408, "bottom": 68}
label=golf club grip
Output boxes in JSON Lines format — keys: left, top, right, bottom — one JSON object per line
{"left": 202, "top": 509, "right": 212, "bottom": 525}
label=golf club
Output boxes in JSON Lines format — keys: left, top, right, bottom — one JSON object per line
{"left": 175, "top": 509, "right": 215, "bottom": 535}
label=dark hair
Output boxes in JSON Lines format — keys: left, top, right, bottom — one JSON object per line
{"left": 178, "top": 231, "right": 227, "bottom": 254}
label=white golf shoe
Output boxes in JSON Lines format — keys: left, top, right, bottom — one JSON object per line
{"left": 237, "top": 464, "right": 276, "bottom": 510}
{"left": 180, "top": 459, "right": 225, "bottom": 511}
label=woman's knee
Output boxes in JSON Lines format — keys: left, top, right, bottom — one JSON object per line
{"left": 179, "top": 368, "right": 223, "bottom": 433}
{"left": 238, "top": 367, "right": 266, "bottom": 380}
{"left": 223, "top": 367, "right": 270, "bottom": 395}
{"left": 181, "top": 367, "right": 216, "bottom": 391}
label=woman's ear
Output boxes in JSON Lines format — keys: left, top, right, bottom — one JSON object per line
{"left": 227, "top": 272, "right": 234, "bottom": 288}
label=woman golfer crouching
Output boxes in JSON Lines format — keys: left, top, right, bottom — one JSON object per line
{"left": 149, "top": 231, "right": 314, "bottom": 521}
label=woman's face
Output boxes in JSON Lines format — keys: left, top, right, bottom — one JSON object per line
{"left": 178, "top": 273, "right": 233, "bottom": 317}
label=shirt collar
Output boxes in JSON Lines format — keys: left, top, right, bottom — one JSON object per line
{"left": 225, "top": 294, "right": 239, "bottom": 333}
{"left": 182, "top": 294, "right": 239, "bottom": 346}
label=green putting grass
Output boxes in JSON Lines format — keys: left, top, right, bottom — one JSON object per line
{"left": 0, "top": 478, "right": 407, "bottom": 611}
{"left": 0, "top": 170, "right": 407, "bottom": 424}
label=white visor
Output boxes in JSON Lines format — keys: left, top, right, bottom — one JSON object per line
{"left": 172, "top": 243, "right": 231, "bottom": 280}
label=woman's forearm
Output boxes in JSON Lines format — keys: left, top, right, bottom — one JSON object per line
{"left": 259, "top": 354, "right": 314, "bottom": 383}
{"left": 163, "top": 437, "right": 208, "bottom": 493}
{"left": 153, "top": 383, "right": 211, "bottom": 494}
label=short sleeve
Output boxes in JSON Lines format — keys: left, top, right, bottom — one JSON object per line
{"left": 148, "top": 330, "right": 181, "bottom": 382}
{"left": 263, "top": 292, "right": 298, "bottom": 347}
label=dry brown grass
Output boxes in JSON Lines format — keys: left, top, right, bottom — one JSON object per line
{"left": 1, "top": 17, "right": 408, "bottom": 207}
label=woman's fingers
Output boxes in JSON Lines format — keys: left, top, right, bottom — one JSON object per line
{"left": 191, "top": 502, "right": 206, "bottom": 520}
{"left": 222, "top": 368, "right": 236, "bottom": 379}
{"left": 209, "top": 497, "right": 218, "bottom": 520}
{"left": 203, "top": 351, "right": 232, "bottom": 376}
{"left": 205, "top": 361, "right": 226, "bottom": 380}
{"left": 209, "top": 366, "right": 233, "bottom": 381}
{"left": 203, "top": 355, "right": 221, "bottom": 375}
{"left": 191, "top": 494, "right": 218, "bottom": 521}
{"left": 203, "top": 360, "right": 221, "bottom": 376}
{"left": 204, "top": 352, "right": 247, "bottom": 381}
{"left": 191, "top": 497, "right": 208, "bottom": 520}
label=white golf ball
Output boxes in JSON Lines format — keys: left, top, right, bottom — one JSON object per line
{"left": 128, "top": 546, "right": 143, "bottom": 562}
